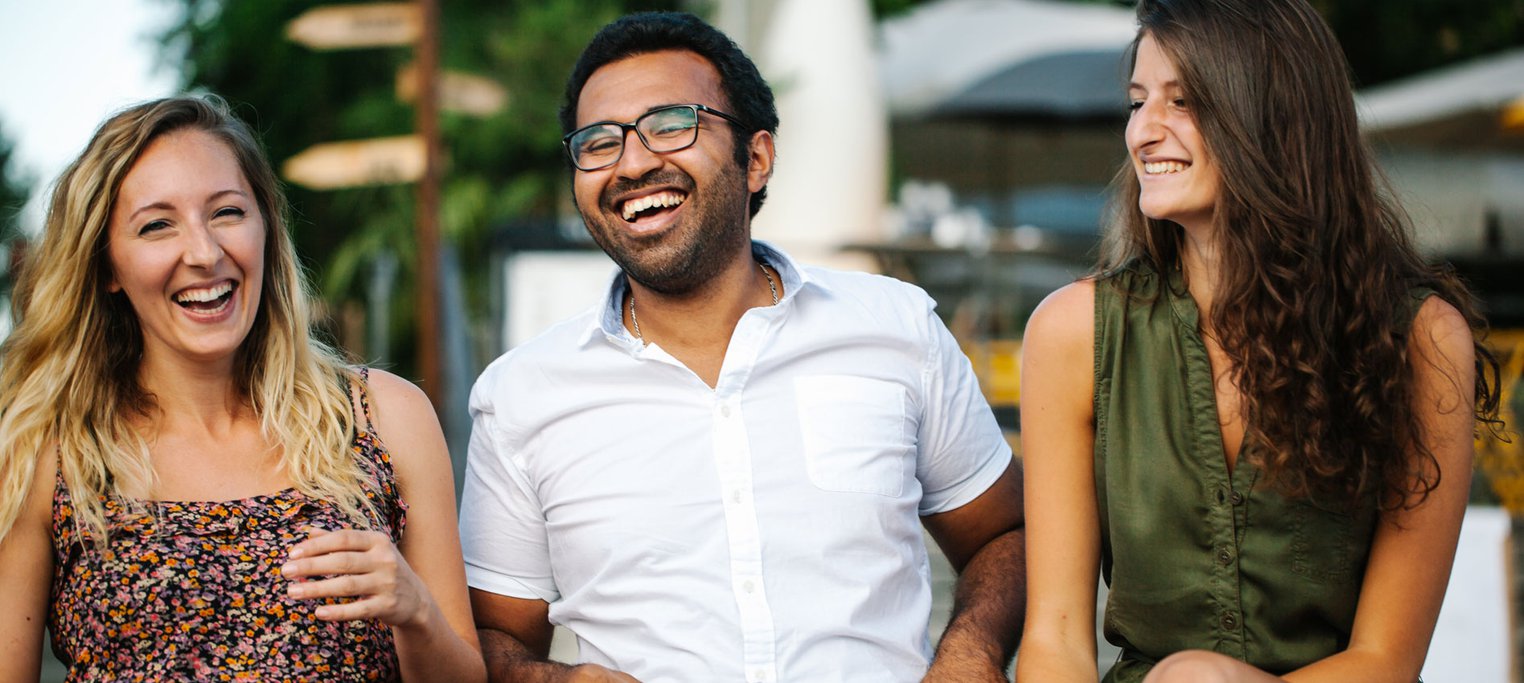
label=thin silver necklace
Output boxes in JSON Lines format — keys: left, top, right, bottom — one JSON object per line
{"left": 629, "top": 259, "right": 779, "bottom": 343}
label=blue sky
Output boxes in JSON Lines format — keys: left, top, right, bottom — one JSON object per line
{"left": 0, "top": 0, "right": 179, "bottom": 231}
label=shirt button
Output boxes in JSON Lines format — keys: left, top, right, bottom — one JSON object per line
{"left": 731, "top": 490, "right": 743, "bottom": 504}
{"left": 720, "top": 403, "right": 733, "bottom": 418}
{"left": 1217, "top": 547, "right": 1234, "bottom": 566}
{"left": 1221, "top": 611, "right": 1239, "bottom": 630}
{"left": 742, "top": 579, "right": 755, "bottom": 593}
{"left": 1230, "top": 490, "right": 1245, "bottom": 505}
{"left": 752, "top": 669, "right": 766, "bottom": 682}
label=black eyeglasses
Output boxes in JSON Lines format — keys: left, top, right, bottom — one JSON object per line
{"left": 563, "top": 104, "right": 749, "bottom": 172}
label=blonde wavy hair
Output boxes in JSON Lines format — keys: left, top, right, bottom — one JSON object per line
{"left": 0, "top": 95, "right": 375, "bottom": 546}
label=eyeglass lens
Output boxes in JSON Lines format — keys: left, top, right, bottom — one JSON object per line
{"left": 569, "top": 106, "right": 701, "bottom": 170}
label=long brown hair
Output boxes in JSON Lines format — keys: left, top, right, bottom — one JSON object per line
{"left": 1100, "top": 0, "right": 1500, "bottom": 509}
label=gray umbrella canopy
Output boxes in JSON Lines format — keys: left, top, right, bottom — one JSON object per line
{"left": 1358, "top": 48, "right": 1524, "bottom": 152}
{"left": 930, "top": 48, "right": 1129, "bottom": 124}
{"left": 879, "top": 0, "right": 1137, "bottom": 117}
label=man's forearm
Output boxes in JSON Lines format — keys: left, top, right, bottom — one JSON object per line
{"left": 480, "top": 629, "right": 638, "bottom": 683}
{"left": 481, "top": 627, "right": 570, "bottom": 683}
{"left": 927, "top": 528, "right": 1027, "bottom": 681}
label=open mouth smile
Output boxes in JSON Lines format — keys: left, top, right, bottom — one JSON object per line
{"left": 1143, "top": 160, "right": 1189, "bottom": 175}
{"left": 173, "top": 280, "right": 238, "bottom": 315}
{"left": 620, "top": 189, "right": 688, "bottom": 223}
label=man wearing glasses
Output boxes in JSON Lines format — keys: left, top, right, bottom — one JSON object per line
{"left": 459, "top": 12, "right": 1024, "bottom": 683}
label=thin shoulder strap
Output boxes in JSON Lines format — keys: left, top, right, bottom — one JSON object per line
{"left": 353, "top": 367, "right": 377, "bottom": 433}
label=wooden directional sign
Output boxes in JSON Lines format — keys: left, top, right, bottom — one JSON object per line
{"left": 283, "top": 135, "right": 426, "bottom": 190}
{"left": 286, "top": 3, "right": 422, "bottom": 50}
{"left": 396, "top": 63, "right": 508, "bottom": 117}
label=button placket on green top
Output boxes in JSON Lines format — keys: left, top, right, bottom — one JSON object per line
{"left": 1094, "top": 262, "right": 1386, "bottom": 680}
{"left": 1165, "top": 270, "right": 1248, "bottom": 657}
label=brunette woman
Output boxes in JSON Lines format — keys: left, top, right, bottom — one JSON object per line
{"left": 1017, "top": 1, "right": 1499, "bottom": 681}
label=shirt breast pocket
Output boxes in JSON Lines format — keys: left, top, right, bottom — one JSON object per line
{"left": 794, "top": 375, "right": 911, "bottom": 497}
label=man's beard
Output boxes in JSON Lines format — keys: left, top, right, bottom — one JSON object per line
{"left": 581, "top": 162, "right": 753, "bottom": 297}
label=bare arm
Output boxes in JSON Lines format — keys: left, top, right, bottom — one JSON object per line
{"left": 1013, "top": 281, "right": 1102, "bottom": 683}
{"left": 471, "top": 589, "right": 637, "bottom": 683}
{"left": 282, "top": 370, "right": 486, "bottom": 683}
{"left": 1279, "top": 297, "right": 1478, "bottom": 682}
{"left": 921, "top": 461, "right": 1027, "bottom": 682}
{"left": 0, "top": 446, "right": 57, "bottom": 683}
{"left": 1144, "top": 298, "right": 1481, "bottom": 683}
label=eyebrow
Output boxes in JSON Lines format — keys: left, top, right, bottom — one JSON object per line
{"left": 1128, "top": 79, "right": 1181, "bottom": 91}
{"left": 582, "top": 103, "right": 703, "bottom": 127}
{"left": 126, "top": 189, "right": 250, "bottom": 223}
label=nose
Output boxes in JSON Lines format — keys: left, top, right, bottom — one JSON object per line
{"left": 1126, "top": 98, "right": 1165, "bottom": 154}
{"left": 181, "top": 221, "right": 225, "bottom": 270}
{"left": 613, "top": 128, "right": 662, "bottom": 179}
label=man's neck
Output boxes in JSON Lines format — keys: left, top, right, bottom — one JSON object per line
{"left": 622, "top": 245, "right": 782, "bottom": 387}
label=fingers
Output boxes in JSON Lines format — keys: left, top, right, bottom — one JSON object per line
{"left": 283, "top": 546, "right": 395, "bottom": 580}
{"left": 282, "top": 528, "right": 393, "bottom": 580}
{"left": 286, "top": 527, "right": 384, "bottom": 562}
{"left": 282, "top": 526, "right": 425, "bottom": 626}
{"left": 286, "top": 571, "right": 389, "bottom": 602}
{"left": 305, "top": 593, "right": 405, "bottom": 623}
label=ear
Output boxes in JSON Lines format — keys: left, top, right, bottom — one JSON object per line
{"left": 107, "top": 275, "right": 122, "bottom": 293}
{"left": 745, "top": 129, "right": 775, "bottom": 195}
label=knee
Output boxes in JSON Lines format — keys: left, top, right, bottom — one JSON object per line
{"left": 1143, "top": 650, "right": 1239, "bottom": 683}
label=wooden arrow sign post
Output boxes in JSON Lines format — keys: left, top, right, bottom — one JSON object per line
{"left": 287, "top": 0, "right": 446, "bottom": 410}
{"left": 283, "top": 135, "right": 427, "bottom": 189}
{"left": 414, "top": 0, "right": 443, "bottom": 412}
{"left": 285, "top": 3, "right": 422, "bottom": 50}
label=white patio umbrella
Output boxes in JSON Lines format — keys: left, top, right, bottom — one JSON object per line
{"left": 879, "top": 0, "right": 1137, "bottom": 118}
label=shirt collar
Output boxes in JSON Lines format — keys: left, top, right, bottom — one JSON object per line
{"left": 576, "top": 240, "right": 815, "bottom": 349}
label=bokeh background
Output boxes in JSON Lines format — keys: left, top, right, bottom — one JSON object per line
{"left": 2, "top": 0, "right": 1522, "bottom": 679}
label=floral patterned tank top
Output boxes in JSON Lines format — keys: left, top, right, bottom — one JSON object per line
{"left": 48, "top": 369, "right": 409, "bottom": 682}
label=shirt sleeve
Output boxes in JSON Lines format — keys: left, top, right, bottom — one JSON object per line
{"left": 915, "top": 305, "right": 1013, "bottom": 515}
{"left": 458, "top": 371, "right": 560, "bottom": 602}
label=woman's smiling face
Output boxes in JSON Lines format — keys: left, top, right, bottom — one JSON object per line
{"left": 1126, "top": 32, "right": 1221, "bottom": 233}
{"left": 107, "top": 129, "right": 266, "bottom": 369}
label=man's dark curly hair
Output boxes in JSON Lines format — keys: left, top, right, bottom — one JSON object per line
{"left": 560, "top": 11, "right": 780, "bottom": 218}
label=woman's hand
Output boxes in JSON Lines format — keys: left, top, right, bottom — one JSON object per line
{"left": 282, "top": 526, "right": 430, "bottom": 627}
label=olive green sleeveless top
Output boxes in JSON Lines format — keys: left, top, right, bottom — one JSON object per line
{"left": 1093, "top": 262, "right": 1417, "bottom": 681}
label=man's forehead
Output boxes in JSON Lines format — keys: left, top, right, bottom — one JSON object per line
{"left": 576, "top": 49, "right": 727, "bottom": 125}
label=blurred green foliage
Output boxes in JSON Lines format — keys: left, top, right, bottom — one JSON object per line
{"left": 1310, "top": 0, "right": 1524, "bottom": 87}
{"left": 0, "top": 122, "right": 29, "bottom": 294}
{"left": 0, "top": 124, "right": 26, "bottom": 237}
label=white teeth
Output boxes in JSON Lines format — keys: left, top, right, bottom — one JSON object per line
{"left": 1144, "top": 160, "right": 1188, "bottom": 175}
{"left": 176, "top": 281, "right": 234, "bottom": 303}
{"left": 620, "top": 191, "right": 687, "bottom": 221}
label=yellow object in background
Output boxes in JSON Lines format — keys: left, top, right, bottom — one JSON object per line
{"left": 1502, "top": 94, "right": 1524, "bottom": 131}
{"left": 1476, "top": 330, "right": 1524, "bottom": 514}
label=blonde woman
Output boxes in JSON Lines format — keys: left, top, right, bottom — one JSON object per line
{"left": 0, "top": 96, "right": 485, "bottom": 682}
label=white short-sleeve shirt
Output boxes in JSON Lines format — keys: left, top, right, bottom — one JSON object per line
{"left": 459, "top": 242, "right": 1011, "bottom": 683}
